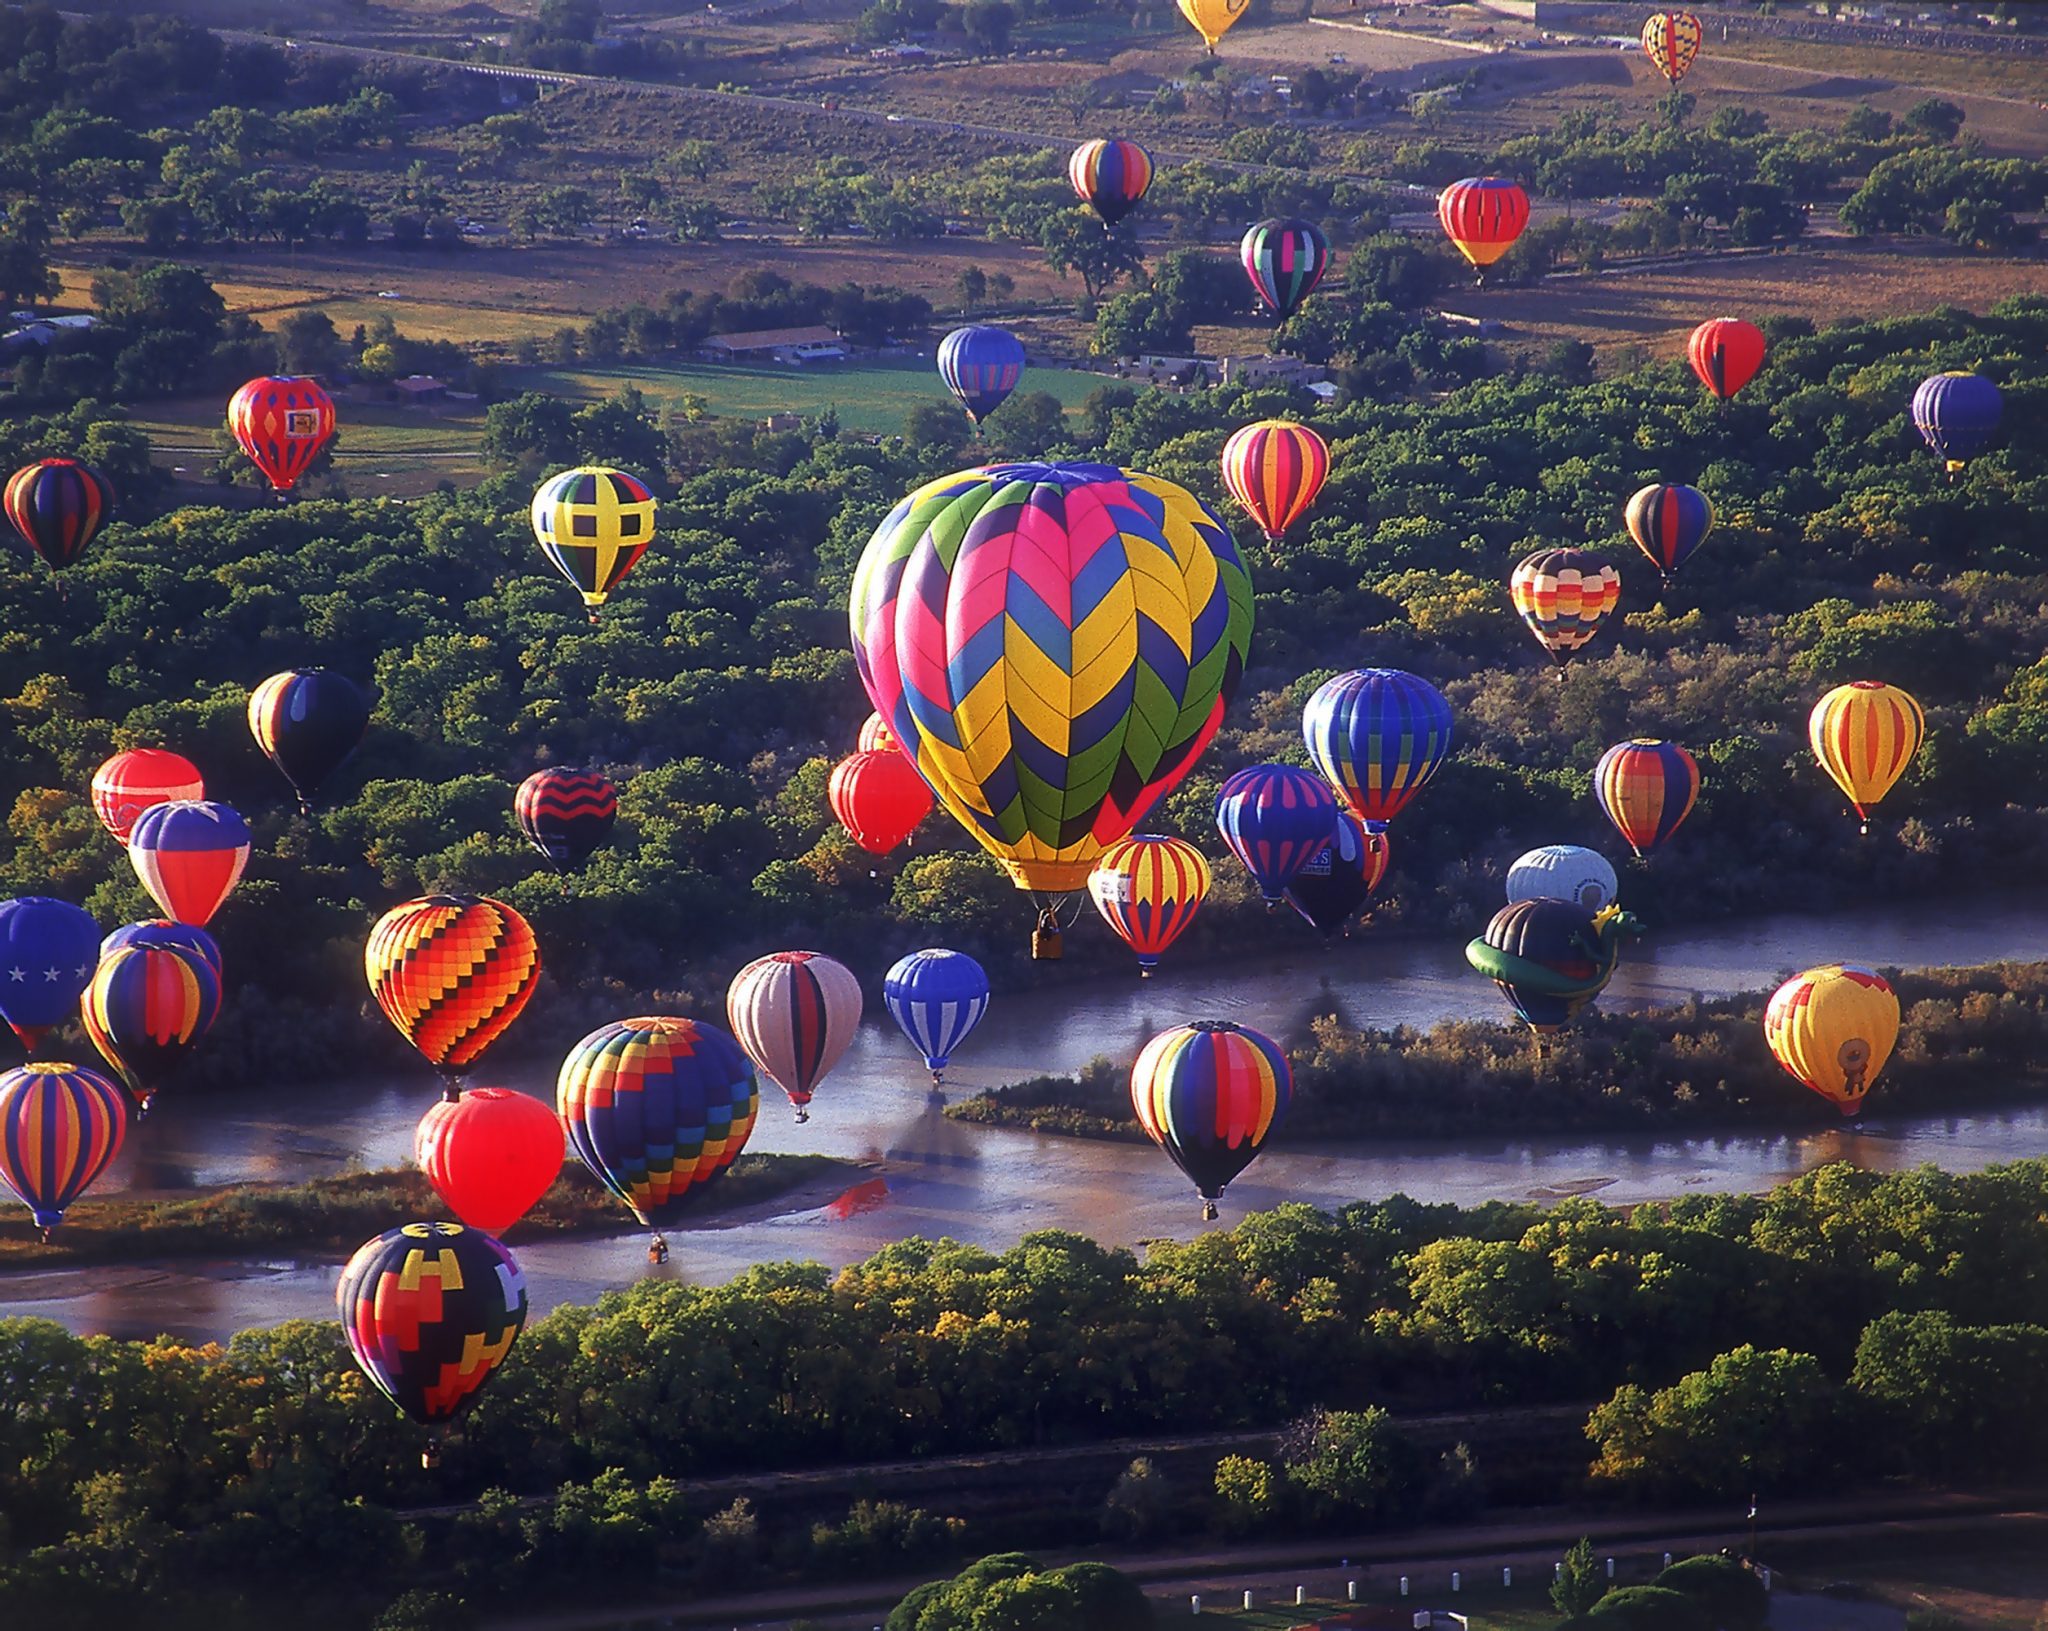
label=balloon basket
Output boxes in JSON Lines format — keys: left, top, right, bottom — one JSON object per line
{"left": 647, "top": 1234, "right": 670, "bottom": 1266}
{"left": 1200, "top": 1199, "right": 1219, "bottom": 1222}
{"left": 421, "top": 1436, "right": 441, "bottom": 1471}
{"left": 794, "top": 1107, "right": 809, "bottom": 1124}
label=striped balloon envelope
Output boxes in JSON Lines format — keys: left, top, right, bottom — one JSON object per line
{"left": 365, "top": 895, "right": 541, "bottom": 1087}
{"left": 1510, "top": 547, "right": 1622, "bottom": 665}
{"left": 248, "top": 668, "right": 370, "bottom": 813}
{"left": 1087, "top": 834, "right": 1211, "bottom": 974}
{"left": 1130, "top": 1020, "right": 1291, "bottom": 1221}
{"left": 1641, "top": 10, "right": 1703, "bottom": 84}
{"left": 1282, "top": 810, "right": 1388, "bottom": 938}
{"left": 102, "top": 919, "right": 222, "bottom": 983}
{"left": 80, "top": 943, "right": 221, "bottom": 1110}
{"left": 1240, "top": 217, "right": 1329, "bottom": 323}
{"left": 857, "top": 711, "right": 898, "bottom": 754}
{"left": 936, "top": 325, "right": 1026, "bottom": 424}
{"left": 1215, "top": 764, "right": 1340, "bottom": 903}
{"left": 90, "top": 749, "right": 204, "bottom": 843}
{"left": 1764, "top": 964, "right": 1899, "bottom": 1117}
{"left": 1623, "top": 482, "right": 1715, "bottom": 583}
{"left": 530, "top": 466, "right": 656, "bottom": 619}
{"left": 1220, "top": 420, "right": 1330, "bottom": 543}
{"left": 1911, "top": 371, "right": 2002, "bottom": 472}
{"left": 4, "top": 458, "right": 113, "bottom": 573}
{"left": 1808, "top": 681, "right": 1924, "bottom": 834}
{"left": 726, "top": 950, "right": 863, "bottom": 1121}
{"left": 1436, "top": 177, "right": 1530, "bottom": 275}
{"left": 1688, "top": 317, "right": 1766, "bottom": 401}
{"left": 1592, "top": 738, "right": 1700, "bottom": 857}
{"left": 1069, "top": 138, "right": 1154, "bottom": 226}
{"left": 0, "top": 1062, "right": 129, "bottom": 1239}
{"left": 1302, "top": 668, "right": 1454, "bottom": 829}
{"left": 127, "top": 800, "right": 251, "bottom": 927}
{"left": 514, "top": 767, "right": 619, "bottom": 870}
{"left": 883, "top": 948, "right": 990, "bottom": 1085}
{"left": 227, "top": 375, "right": 335, "bottom": 492}
{"left": 557, "top": 1015, "right": 759, "bottom": 1229}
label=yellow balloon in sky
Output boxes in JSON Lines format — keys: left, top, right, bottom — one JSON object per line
{"left": 1763, "top": 964, "right": 1900, "bottom": 1118}
{"left": 1808, "top": 680, "right": 1925, "bottom": 833}
{"left": 1177, "top": 0, "right": 1250, "bottom": 52}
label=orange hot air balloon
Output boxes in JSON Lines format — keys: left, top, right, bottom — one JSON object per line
{"left": 227, "top": 376, "right": 336, "bottom": 493}
{"left": 415, "top": 1087, "right": 565, "bottom": 1235}
{"left": 1436, "top": 177, "right": 1529, "bottom": 280}
{"left": 1593, "top": 738, "right": 1699, "bottom": 857}
{"left": 828, "top": 749, "right": 933, "bottom": 855}
{"left": 1220, "top": 421, "right": 1329, "bottom": 544}
{"left": 366, "top": 895, "right": 541, "bottom": 1091}
{"left": 1641, "top": 10, "right": 1703, "bottom": 85}
{"left": 1086, "top": 834, "right": 1211, "bottom": 976}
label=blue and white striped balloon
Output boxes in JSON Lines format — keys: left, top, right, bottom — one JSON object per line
{"left": 883, "top": 948, "right": 991, "bottom": 1085}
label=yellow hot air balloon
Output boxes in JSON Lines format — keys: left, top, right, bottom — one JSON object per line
{"left": 1177, "top": 0, "right": 1249, "bottom": 52}
{"left": 1808, "top": 681, "right": 1925, "bottom": 834}
{"left": 1763, "top": 964, "right": 1899, "bottom": 1117}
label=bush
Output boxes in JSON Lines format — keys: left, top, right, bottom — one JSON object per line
{"left": 1654, "top": 1554, "right": 1769, "bottom": 1630}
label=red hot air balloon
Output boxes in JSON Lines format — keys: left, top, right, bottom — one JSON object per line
{"left": 828, "top": 750, "right": 933, "bottom": 856}
{"left": 1436, "top": 177, "right": 1530, "bottom": 282}
{"left": 1688, "top": 318, "right": 1766, "bottom": 402}
{"left": 126, "top": 801, "right": 251, "bottom": 926}
{"left": 415, "top": 1087, "right": 565, "bottom": 1235}
{"left": 90, "top": 749, "right": 205, "bottom": 843}
{"left": 228, "top": 376, "right": 336, "bottom": 493}
{"left": 5, "top": 458, "right": 113, "bottom": 575}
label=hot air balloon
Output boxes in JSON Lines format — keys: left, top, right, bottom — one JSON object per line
{"left": 1069, "top": 138, "right": 1153, "bottom": 226}
{"left": 557, "top": 1015, "right": 760, "bottom": 1244}
{"left": 90, "top": 749, "right": 204, "bottom": 844}
{"left": 1506, "top": 845, "right": 1619, "bottom": 915}
{"left": 1623, "top": 483, "right": 1715, "bottom": 584}
{"left": 1282, "top": 811, "right": 1389, "bottom": 938}
{"left": 103, "top": 920, "right": 221, "bottom": 983}
{"left": 227, "top": 375, "right": 335, "bottom": 493}
{"left": 1688, "top": 317, "right": 1766, "bottom": 401}
{"left": 1302, "top": 669, "right": 1454, "bottom": 829}
{"left": 849, "top": 461, "right": 1254, "bottom": 955}
{"left": 726, "top": 951, "right": 862, "bottom": 1121}
{"left": 1436, "top": 178, "right": 1530, "bottom": 280}
{"left": 531, "top": 466, "right": 656, "bottom": 620}
{"left": 1131, "top": 1020, "right": 1291, "bottom": 1221}
{"left": 247, "top": 668, "right": 370, "bottom": 813}
{"left": 366, "top": 896, "right": 541, "bottom": 1090}
{"left": 514, "top": 767, "right": 619, "bottom": 871}
{"left": 883, "top": 948, "right": 990, "bottom": 1086}
{"left": 5, "top": 458, "right": 112, "bottom": 575}
{"left": 1176, "top": 0, "right": 1248, "bottom": 52}
{"left": 1593, "top": 739, "right": 1699, "bottom": 857}
{"left": 1465, "top": 899, "right": 1640, "bottom": 1040}
{"left": 1641, "top": 10, "right": 1703, "bottom": 84}
{"left": 0, "top": 1062, "right": 128, "bottom": 1240}
{"left": 1220, "top": 421, "right": 1329, "bottom": 544}
{"left": 857, "top": 711, "right": 898, "bottom": 754}
{"left": 1510, "top": 548, "right": 1622, "bottom": 666}
{"left": 415, "top": 1087, "right": 565, "bottom": 1235}
{"left": 0, "top": 897, "right": 100, "bottom": 1053}
{"left": 80, "top": 943, "right": 220, "bottom": 1112}
{"left": 828, "top": 750, "right": 932, "bottom": 856}
{"left": 936, "top": 325, "right": 1025, "bottom": 425}
{"left": 1215, "top": 764, "right": 1339, "bottom": 904}
{"left": 127, "top": 801, "right": 250, "bottom": 927}
{"left": 1241, "top": 218, "right": 1329, "bottom": 323}
{"left": 1912, "top": 371, "right": 2002, "bottom": 473}
{"left": 1808, "top": 681, "right": 1924, "bottom": 834}
{"left": 1087, "top": 834, "right": 1211, "bottom": 974}
{"left": 337, "top": 1221, "right": 527, "bottom": 1458}
{"left": 1764, "top": 963, "right": 1899, "bottom": 1118}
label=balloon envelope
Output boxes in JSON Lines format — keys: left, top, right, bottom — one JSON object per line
{"left": 102, "top": 919, "right": 221, "bottom": 983}
{"left": 937, "top": 325, "right": 1025, "bottom": 424}
{"left": 1641, "top": 10, "right": 1703, "bottom": 82}
{"left": 0, "top": 897, "right": 101, "bottom": 1050}
{"left": 1465, "top": 899, "right": 1633, "bottom": 1035}
{"left": 1624, "top": 484, "right": 1715, "bottom": 581}
{"left": 883, "top": 948, "right": 991, "bottom": 1079}
{"left": 228, "top": 376, "right": 335, "bottom": 492}
{"left": 91, "top": 749, "right": 204, "bottom": 843}
{"left": 531, "top": 466, "right": 656, "bottom": 615}
{"left": 1241, "top": 218, "right": 1329, "bottom": 321}
{"left": 416, "top": 1087, "right": 565, "bottom": 1235}
{"left": 0, "top": 1062, "right": 128, "bottom": 1232}
{"left": 1510, "top": 548, "right": 1621, "bottom": 664}
{"left": 1087, "top": 834, "right": 1211, "bottom": 971}
{"left": 1593, "top": 739, "right": 1699, "bottom": 857}
{"left": 1303, "top": 669, "right": 1454, "bottom": 829}
{"left": 1215, "top": 764, "right": 1339, "bottom": 903}
{"left": 1282, "top": 811, "right": 1388, "bottom": 937}
{"left": 5, "top": 458, "right": 112, "bottom": 572}
{"left": 726, "top": 951, "right": 863, "bottom": 1117}
{"left": 1808, "top": 681, "right": 1923, "bottom": 826}
{"left": 1911, "top": 371, "right": 2002, "bottom": 468}
{"left": 1130, "top": 1020, "right": 1291, "bottom": 1217}
{"left": 1220, "top": 420, "right": 1329, "bottom": 543}
{"left": 1764, "top": 963, "right": 1899, "bottom": 1117}
{"left": 1436, "top": 178, "right": 1529, "bottom": 271}
{"left": 828, "top": 750, "right": 932, "bottom": 855}
{"left": 1688, "top": 318, "right": 1765, "bottom": 400}
{"left": 1176, "top": 0, "right": 1248, "bottom": 50}
{"left": 365, "top": 895, "right": 541, "bottom": 1083}
{"left": 80, "top": 944, "right": 220, "bottom": 1106}
{"left": 248, "top": 668, "right": 369, "bottom": 811}
{"left": 1506, "top": 845, "right": 1619, "bottom": 915}
{"left": 1069, "top": 138, "right": 1153, "bottom": 225}
{"left": 515, "top": 767, "right": 618, "bottom": 869}
{"left": 127, "top": 800, "right": 251, "bottom": 927}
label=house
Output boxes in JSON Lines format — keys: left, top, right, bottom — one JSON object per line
{"left": 697, "top": 325, "right": 848, "bottom": 365}
{"left": 2, "top": 313, "right": 98, "bottom": 350}
{"left": 391, "top": 374, "right": 448, "bottom": 404}
{"left": 1220, "top": 352, "right": 1329, "bottom": 388}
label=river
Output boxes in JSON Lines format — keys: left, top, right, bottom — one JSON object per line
{"left": 5, "top": 890, "right": 2045, "bottom": 1343}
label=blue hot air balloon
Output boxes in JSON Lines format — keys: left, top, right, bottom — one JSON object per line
{"left": 1215, "top": 764, "right": 1340, "bottom": 904}
{"left": 936, "top": 326, "right": 1025, "bottom": 425}
{"left": 0, "top": 897, "right": 100, "bottom": 1053}
{"left": 883, "top": 949, "right": 990, "bottom": 1087}
{"left": 1302, "top": 669, "right": 1454, "bottom": 830}
{"left": 1911, "top": 371, "right": 2002, "bottom": 471}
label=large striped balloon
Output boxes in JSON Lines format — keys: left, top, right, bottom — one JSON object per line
{"left": 1130, "top": 1020, "right": 1291, "bottom": 1220}
{"left": 227, "top": 375, "right": 335, "bottom": 492}
{"left": 1593, "top": 738, "right": 1700, "bottom": 857}
{"left": 1220, "top": 421, "right": 1329, "bottom": 543}
{"left": 883, "top": 948, "right": 990, "bottom": 1084}
{"left": 850, "top": 462, "right": 1254, "bottom": 900}
{"left": 5, "top": 458, "right": 112, "bottom": 573}
{"left": 1069, "top": 138, "right": 1153, "bottom": 226}
{"left": 726, "top": 950, "right": 862, "bottom": 1121}
{"left": 1303, "top": 669, "right": 1454, "bottom": 829}
{"left": 937, "top": 325, "right": 1025, "bottom": 425}
{"left": 1808, "top": 681, "right": 1924, "bottom": 833}
{"left": 1087, "top": 834, "right": 1211, "bottom": 973}
{"left": 91, "top": 749, "right": 204, "bottom": 843}
{"left": 248, "top": 668, "right": 370, "bottom": 813}
{"left": 1510, "top": 547, "right": 1622, "bottom": 665}
{"left": 80, "top": 944, "right": 220, "bottom": 1109}
{"left": 1241, "top": 218, "right": 1329, "bottom": 322}
{"left": 1688, "top": 317, "right": 1766, "bottom": 401}
{"left": 1623, "top": 483, "right": 1715, "bottom": 582}
{"left": 1215, "top": 764, "right": 1339, "bottom": 903}
{"left": 514, "top": 767, "right": 618, "bottom": 869}
{"left": 127, "top": 801, "right": 250, "bottom": 927}
{"left": 1436, "top": 177, "right": 1529, "bottom": 273}
{"left": 1641, "top": 10, "right": 1703, "bottom": 84}
{"left": 0, "top": 1062, "right": 129, "bottom": 1237}
{"left": 1911, "top": 371, "right": 2002, "bottom": 470}
{"left": 530, "top": 466, "right": 656, "bottom": 618}
{"left": 557, "top": 1016, "right": 759, "bottom": 1228}
{"left": 365, "top": 895, "right": 541, "bottom": 1086}
{"left": 102, "top": 919, "right": 222, "bottom": 983}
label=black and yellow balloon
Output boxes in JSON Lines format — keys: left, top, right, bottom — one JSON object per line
{"left": 530, "top": 466, "right": 656, "bottom": 621}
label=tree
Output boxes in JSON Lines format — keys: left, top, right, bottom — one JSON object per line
{"left": 1039, "top": 210, "right": 1144, "bottom": 306}
{"left": 1553, "top": 1537, "right": 1605, "bottom": 1618}
{"left": 962, "top": 0, "right": 1014, "bottom": 54}
{"left": 1900, "top": 96, "right": 1965, "bottom": 143}
{"left": 663, "top": 140, "right": 718, "bottom": 183}
{"left": 1654, "top": 1555, "right": 1770, "bottom": 1631}
{"left": 982, "top": 390, "right": 1066, "bottom": 456}
{"left": 1101, "top": 1456, "right": 1172, "bottom": 1543}
{"left": 275, "top": 309, "right": 341, "bottom": 377}
{"left": 0, "top": 207, "right": 62, "bottom": 308}
{"left": 480, "top": 392, "right": 579, "bottom": 474}
{"left": 955, "top": 265, "right": 987, "bottom": 313}
{"left": 1213, "top": 1454, "right": 1282, "bottom": 1536}
{"left": 1584, "top": 1586, "right": 1710, "bottom": 1631}
{"left": 1588, "top": 1346, "right": 1839, "bottom": 1499}
{"left": 1279, "top": 1408, "right": 1419, "bottom": 1524}
{"left": 903, "top": 401, "right": 972, "bottom": 455}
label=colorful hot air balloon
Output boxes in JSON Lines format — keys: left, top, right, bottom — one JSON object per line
{"left": 1220, "top": 421, "right": 1329, "bottom": 544}
{"left": 1282, "top": 811, "right": 1388, "bottom": 938}
{"left": 1069, "top": 138, "right": 1153, "bottom": 226}
{"left": 227, "top": 375, "right": 335, "bottom": 493}
{"left": 1593, "top": 739, "right": 1700, "bottom": 857}
{"left": 857, "top": 711, "right": 898, "bottom": 754}
{"left": 1641, "top": 10, "right": 1703, "bottom": 84}
{"left": 828, "top": 750, "right": 932, "bottom": 856}
{"left": 1215, "top": 764, "right": 1339, "bottom": 904}
{"left": 1623, "top": 483, "right": 1715, "bottom": 584}
{"left": 247, "top": 668, "right": 370, "bottom": 813}
{"left": 850, "top": 461, "right": 1253, "bottom": 943}
{"left": 726, "top": 951, "right": 862, "bottom": 1122}
{"left": 1087, "top": 834, "right": 1211, "bottom": 974}
{"left": 0, "top": 1062, "right": 128, "bottom": 1239}
{"left": 127, "top": 801, "right": 250, "bottom": 927}
{"left": 531, "top": 466, "right": 656, "bottom": 620}
{"left": 1764, "top": 964, "right": 1900, "bottom": 1118}
{"left": 1510, "top": 548, "right": 1622, "bottom": 665}
{"left": 883, "top": 948, "right": 990, "bottom": 1086}
{"left": 1911, "top": 371, "right": 2002, "bottom": 472}
{"left": 90, "top": 749, "right": 204, "bottom": 844}
{"left": 80, "top": 943, "right": 220, "bottom": 1111}
{"left": 936, "top": 325, "right": 1025, "bottom": 425}
{"left": 102, "top": 920, "right": 221, "bottom": 983}
{"left": 1808, "top": 681, "right": 1924, "bottom": 834}
{"left": 1688, "top": 317, "right": 1766, "bottom": 401}
{"left": 557, "top": 1015, "right": 760, "bottom": 1234}
{"left": 1465, "top": 899, "right": 1639, "bottom": 1039}
{"left": 1176, "top": 0, "right": 1248, "bottom": 52}
{"left": 1506, "top": 845, "right": 1619, "bottom": 915}
{"left": 1436, "top": 178, "right": 1530, "bottom": 278}
{"left": 415, "top": 1087, "right": 565, "bottom": 1235}
{"left": 1241, "top": 218, "right": 1329, "bottom": 323}
{"left": 0, "top": 897, "right": 100, "bottom": 1053}
{"left": 337, "top": 1221, "right": 528, "bottom": 1446}
{"left": 5, "top": 458, "right": 112, "bottom": 574}
{"left": 365, "top": 896, "right": 541, "bottom": 1088}
{"left": 1131, "top": 1020, "right": 1291, "bottom": 1221}
{"left": 514, "top": 767, "right": 619, "bottom": 870}
{"left": 1302, "top": 669, "right": 1454, "bottom": 830}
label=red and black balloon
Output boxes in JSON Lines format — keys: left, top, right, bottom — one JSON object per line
{"left": 514, "top": 768, "right": 618, "bottom": 871}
